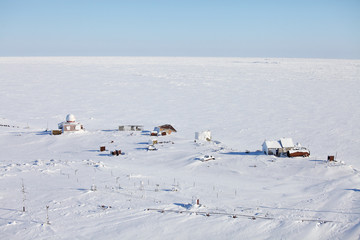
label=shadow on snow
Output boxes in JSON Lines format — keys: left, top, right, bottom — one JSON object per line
{"left": 174, "top": 203, "right": 193, "bottom": 210}
{"left": 221, "top": 151, "right": 264, "bottom": 156}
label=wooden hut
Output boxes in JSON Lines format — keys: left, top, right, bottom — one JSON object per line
{"left": 154, "top": 124, "right": 177, "bottom": 135}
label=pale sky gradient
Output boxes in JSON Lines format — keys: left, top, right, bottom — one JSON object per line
{"left": 1, "top": 0, "right": 359, "bottom": 58}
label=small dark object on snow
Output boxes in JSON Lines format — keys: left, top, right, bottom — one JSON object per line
{"left": 51, "top": 130, "right": 62, "bottom": 135}
{"left": 100, "top": 205, "right": 112, "bottom": 210}
{"left": 111, "top": 150, "right": 122, "bottom": 156}
{"left": 328, "top": 156, "right": 335, "bottom": 161}
{"left": 100, "top": 146, "right": 106, "bottom": 152}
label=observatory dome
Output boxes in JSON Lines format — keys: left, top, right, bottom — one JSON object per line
{"left": 66, "top": 114, "right": 76, "bottom": 123}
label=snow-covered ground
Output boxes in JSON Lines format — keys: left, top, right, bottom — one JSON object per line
{"left": 0, "top": 57, "right": 359, "bottom": 239}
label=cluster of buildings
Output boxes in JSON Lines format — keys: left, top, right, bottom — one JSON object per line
{"left": 52, "top": 114, "right": 310, "bottom": 158}
{"left": 53, "top": 114, "right": 178, "bottom": 137}
{"left": 262, "top": 138, "right": 310, "bottom": 157}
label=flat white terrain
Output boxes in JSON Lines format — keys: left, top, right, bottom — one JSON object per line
{"left": 0, "top": 57, "right": 359, "bottom": 239}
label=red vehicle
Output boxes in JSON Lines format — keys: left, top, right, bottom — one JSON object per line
{"left": 287, "top": 147, "right": 310, "bottom": 157}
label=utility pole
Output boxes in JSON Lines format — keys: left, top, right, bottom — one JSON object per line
{"left": 21, "top": 179, "right": 26, "bottom": 212}
{"left": 46, "top": 206, "right": 50, "bottom": 224}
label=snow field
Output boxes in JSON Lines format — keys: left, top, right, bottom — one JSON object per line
{"left": 0, "top": 57, "right": 360, "bottom": 239}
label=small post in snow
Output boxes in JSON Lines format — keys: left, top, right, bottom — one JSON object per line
{"left": 46, "top": 206, "right": 50, "bottom": 225}
{"left": 21, "top": 179, "right": 26, "bottom": 212}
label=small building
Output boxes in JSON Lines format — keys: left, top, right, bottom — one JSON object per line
{"left": 262, "top": 138, "right": 295, "bottom": 156}
{"left": 195, "top": 131, "right": 212, "bottom": 142}
{"left": 262, "top": 140, "right": 282, "bottom": 155}
{"left": 119, "top": 125, "right": 143, "bottom": 131}
{"left": 154, "top": 124, "right": 177, "bottom": 135}
{"left": 58, "top": 114, "right": 84, "bottom": 133}
{"left": 149, "top": 139, "right": 158, "bottom": 145}
{"left": 51, "top": 130, "right": 62, "bottom": 135}
{"left": 279, "top": 138, "right": 295, "bottom": 153}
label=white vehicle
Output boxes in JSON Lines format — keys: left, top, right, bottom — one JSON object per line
{"left": 200, "top": 155, "right": 215, "bottom": 162}
{"left": 147, "top": 145, "right": 157, "bottom": 151}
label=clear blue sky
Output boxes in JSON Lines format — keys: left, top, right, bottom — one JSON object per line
{"left": 1, "top": 0, "right": 359, "bottom": 58}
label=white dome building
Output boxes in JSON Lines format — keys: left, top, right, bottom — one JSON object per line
{"left": 58, "top": 114, "right": 84, "bottom": 133}
{"left": 66, "top": 114, "right": 76, "bottom": 123}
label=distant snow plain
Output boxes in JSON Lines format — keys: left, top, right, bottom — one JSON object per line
{"left": 0, "top": 57, "right": 359, "bottom": 239}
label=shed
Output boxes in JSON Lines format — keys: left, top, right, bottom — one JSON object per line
{"left": 279, "top": 138, "right": 295, "bottom": 151}
{"left": 262, "top": 140, "right": 282, "bottom": 155}
{"left": 195, "top": 131, "right": 212, "bottom": 142}
{"left": 154, "top": 124, "right": 177, "bottom": 135}
{"left": 51, "top": 130, "right": 62, "bottom": 135}
{"left": 119, "top": 125, "right": 143, "bottom": 131}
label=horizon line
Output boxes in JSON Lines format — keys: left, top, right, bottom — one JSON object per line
{"left": 0, "top": 55, "right": 359, "bottom": 60}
